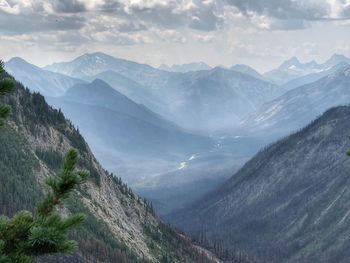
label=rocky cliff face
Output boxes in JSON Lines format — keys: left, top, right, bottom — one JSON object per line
{"left": 173, "top": 106, "right": 350, "bottom": 263}
{"left": 0, "top": 72, "right": 217, "bottom": 263}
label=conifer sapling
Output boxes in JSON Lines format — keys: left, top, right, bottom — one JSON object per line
{"left": 0, "top": 149, "right": 89, "bottom": 262}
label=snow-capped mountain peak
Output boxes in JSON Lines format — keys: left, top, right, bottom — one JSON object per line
{"left": 264, "top": 54, "right": 350, "bottom": 85}
{"left": 279, "top": 56, "right": 302, "bottom": 70}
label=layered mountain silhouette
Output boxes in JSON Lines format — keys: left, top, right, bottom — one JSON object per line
{"left": 47, "top": 79, "right": 214, "bottom": 183}
{"left": 43, "top": 53, "right": 283, "bottom": 132}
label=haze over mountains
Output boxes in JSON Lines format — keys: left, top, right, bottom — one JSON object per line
{"left": 240, "top": 65, "right": 350, "bottom": 140}
{"left": 43, "top": 52, "right": 282, "bottom": 132}
{"left": 47, "top": 79, "right": 214, "bottom": 184}
{"left": 156, "top": 67, "right": 282, "bottom": 132}
{"left": 5, "top": 52, "right": 350, "bottom": 217}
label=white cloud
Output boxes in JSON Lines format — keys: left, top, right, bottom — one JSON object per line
{"left": 195, "top": 34, "right": 214, "bottom": 43}
{"left": 91, "top": 31, "right": 152, "bottom": 45}
{"left": 0, "top": 0, "right": 35, "bottom": 14}
{"left": 1, "top": 0, "right": 350, "bottom": 71}
{"left": 153, "top": 29, "right": 187, "bottom": 43}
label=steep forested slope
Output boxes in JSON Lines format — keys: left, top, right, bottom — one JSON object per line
{"left": 0, "top": 72, "right": 217, "bottom": 263}
{"left": 174, "top": 106, "right": 350, "bottom": 263}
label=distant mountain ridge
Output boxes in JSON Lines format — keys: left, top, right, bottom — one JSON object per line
{"left": 5, "top": 57, "right": 84, "bottom": 96}
{"left": 230, "top": 64, "right": 266, "bottom": 81}
{"left": 44, "top": 52, "right": 171, "bottom": 88}
{"left": 282, "top": 61, "right": 349, "bottom": 91}
{"left": 264, "top": 54, "right": 350, "bottom": 85}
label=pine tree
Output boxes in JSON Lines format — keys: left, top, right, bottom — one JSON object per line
{"left": 0, "top": 149, "right": 89, "bottom": 262}
{"left": 0, "top": 60, "right": 15, "bottom": 126}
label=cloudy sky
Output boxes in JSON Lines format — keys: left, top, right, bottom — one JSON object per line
{"left": 1, "top": 0, "right": 350, "bottom": 72}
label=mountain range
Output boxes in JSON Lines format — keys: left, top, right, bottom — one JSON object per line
{"left": 7, "top": 56, "right": 256, "bottom": 215}
{"left": 43, "top": 53, "right": 283, "bottom": 132}
{"left": 44, "top": 52, "right": 171, "bottom": 89}
{"left": 6, "top": 52, "right": 350, "bottom": 217}
{"left": 4, "top": 50, "right": 350, "bottom": 262}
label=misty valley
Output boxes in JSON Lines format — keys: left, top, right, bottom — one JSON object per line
{"left": 2, "top": 1, "right": 350, "bottom": 262}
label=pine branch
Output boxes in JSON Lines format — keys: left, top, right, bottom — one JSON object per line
{"left": 23, "top": 149, "right": 88, "bottom": 257}
{"left": 38, "top": 149, "right": 89, "bottom": 216}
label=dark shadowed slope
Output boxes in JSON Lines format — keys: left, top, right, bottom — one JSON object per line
{"left": 174, "top": 106, "right": 350, "bottom": 263}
